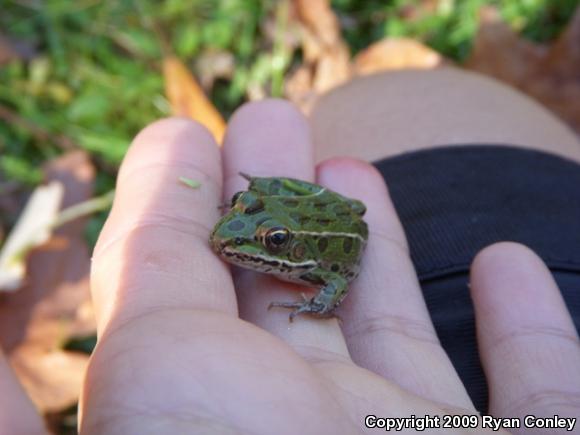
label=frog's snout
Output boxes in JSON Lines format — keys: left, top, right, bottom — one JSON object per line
{"left": 208, "top": 231, "right": 223, "bottom": 253}
{"left": 209, "top": 229, "right": 238, "bottom": 253}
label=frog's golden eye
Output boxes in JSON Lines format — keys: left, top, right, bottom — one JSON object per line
{"left": 264, "top": 227, "right": 291, "bottom": 251}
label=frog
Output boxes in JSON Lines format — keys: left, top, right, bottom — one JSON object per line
{"left": 209, "top": 173, "right": 368, "bottom": 321}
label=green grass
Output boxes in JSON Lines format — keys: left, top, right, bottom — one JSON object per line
{"left": 0, "top": 0, "right": 577, "bottom": 242}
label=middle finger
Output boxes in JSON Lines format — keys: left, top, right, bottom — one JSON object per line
{"left": 221, "top": 99, "right": 351, "bottom": 361}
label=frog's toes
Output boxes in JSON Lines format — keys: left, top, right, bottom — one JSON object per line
{"left": 267, "top": 293, "right": 310, "bottom": 311}
{"left": 269, "top": 298, "right": 334, "bottom": 322}
{"left": 268, "top": 300, "right": 303, "bottom": 311}
{"left": 299, "top": 292, "right": 311, "bottom": 302}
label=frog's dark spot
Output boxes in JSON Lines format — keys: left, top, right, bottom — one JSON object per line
{"left": 314, "top": 202, "right": 328, "bottom": 211}
{"left": 228, "top": 220, "right": 245, "bottom": 231}
{"left": 331, "top": 264, "right": 340, "bottom": 273}
{"left": 317, "top": 238, "right": 328, "bottom": 253}
{"left": 292, "top": 243, "right": 306, "bottom": 260}
{"left": 269, "top": 180, "right": 283, "bottom": 195}
{"left": 316, "top": 218, "right": 332, "bottom": 226}
{"left": 289, "top": 212, "right": 302, "bottom": 224}
{"left": 283, "top": 198, "right": 299, "bottom": 208}
{"left": 244, "top": 199, "right": 264, "bottom": 215}
{"left": 343, "top": 238, "right": 353, "bottom": 254}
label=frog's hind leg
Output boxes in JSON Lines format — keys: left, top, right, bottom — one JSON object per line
{"left": 268, "top": 273, "right": 348, "bottom": 322}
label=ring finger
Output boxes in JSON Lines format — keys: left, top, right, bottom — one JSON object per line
{"left": 317, "top": 159, "right": 475, "bottom": 410}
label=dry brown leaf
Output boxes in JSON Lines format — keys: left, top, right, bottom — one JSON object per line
{"left": 294, "top": 0, "right": 342, "bottom": 47}
{"left": 285, "top": 65, "right": 317, "bottom": 111}
{"left": 312, "top": 44, "right": 352, "bottom": 93}
{"left": 466, "top": 7, "right": 546, "bottom": 81}
{"left": 287, "top": 0, "right": 352, "bottom": 112}
{"left": 543, "top": 6, "right": 580, "bottom": 82}
{"left": 287, "top": 0, "right": 447, "bottom": 113}
{"left": 295, "top": 0, "right": 352, "bottom": 86}
{"left": 0, "top": 151, "right": 96, "bottom": 413}
{"left": 195, "top": 50, "right": 235, "bottom": 90}
{"left": 398, "top": 0, "right": 438, "bottom": 22}
{"left": 0, "top": 182, "right": 63, "bottom": 292}
{"left": 163, "top": 55, "right": 226, "bottom": 144}
{"left": 354, "top": 37, "right": 446, "bottom": 75}
{"left": 466, "top": 5, "right": 580, "bottom": 134}
{"left": 11, "top": 350, "right": 89, "bottom": 414}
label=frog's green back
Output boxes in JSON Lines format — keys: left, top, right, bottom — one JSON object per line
{"left": 265, "top": 196, "right": 368, "bottom": 279}
{"left": 247, "top": 176, "right": 366, "bottom": 215}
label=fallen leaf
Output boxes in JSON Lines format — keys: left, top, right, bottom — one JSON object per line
{"left": 543, "top": 6, "right": 580, "bottom": 82}
{"left": 466, "top": 6, "right": 546, "bottom": 82}
{"left": 285, "top": 64, "right": 316, "bottom": 111}
{"left": 195, "top": 50, "right": 235, "bottom": 90}
{"left": 287, "top": 1, "right": 446, "bottom": 113}
{"left": 398, "top": 0, "right": 438, "bottom": 22}
{"left": 294, "top": 0, "right": 342, "bottom": 47}
{"left": 286, "top": 0, "right": 352, "bottom": 112}
{"left": 0, "top": 182, "right": 63, "bottom": 292}
{"left": 0, "top": 151, "right": 96, "bottom": 413}
{"left": 11, "top": 350, "right": 89, "bottom": 414}
{"left": 354, "top": 37, "right": 447, "bottom": 75}
{"left": 312, "top": 43, "right": 352, "bottom": 93}
{"left": 163, "top": 55, "right": 226, "bottom": 144}
{"left": 466, "top": 5, "right": 580, "bottom": 135}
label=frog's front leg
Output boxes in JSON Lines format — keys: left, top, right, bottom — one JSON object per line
{"left": 268, "top": 271, "right": 348, "bottom": 322}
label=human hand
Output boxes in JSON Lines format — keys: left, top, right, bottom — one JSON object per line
{"left": 81, "top": 100, "right": 579, "bottom": 434}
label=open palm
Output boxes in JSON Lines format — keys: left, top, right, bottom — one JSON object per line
{"left": 81, "top": 101, "right": 580, "bottom": 434}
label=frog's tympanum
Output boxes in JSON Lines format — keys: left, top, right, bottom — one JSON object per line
{"left": 209, "top": 173, "right": 368, "bottom": 321}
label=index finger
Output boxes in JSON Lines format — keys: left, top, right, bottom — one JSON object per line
{"left": 91, "top": 118, "right": 237, "bottom": 336}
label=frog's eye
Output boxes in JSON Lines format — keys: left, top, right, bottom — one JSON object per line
{"left": 231, "top": 191, "right": 243, "bottom": 207}
{"left": 264, "top": 227, "right": 291, "bottom": 251}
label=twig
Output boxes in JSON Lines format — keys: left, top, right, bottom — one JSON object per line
{"left": 52, "top": 189, "right": 115, "bottom": 228}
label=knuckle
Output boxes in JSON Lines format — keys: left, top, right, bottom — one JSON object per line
{"left": 490, "top": 324, "right": 580, "bottom": 354}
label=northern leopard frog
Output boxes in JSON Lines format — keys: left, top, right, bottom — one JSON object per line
{"left": 209, "top": 173, "right": 368, "bottom": 321}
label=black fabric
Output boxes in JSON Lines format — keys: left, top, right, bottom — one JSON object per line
{"left": 372, "top": 145, "right": 580, "bottom": 413}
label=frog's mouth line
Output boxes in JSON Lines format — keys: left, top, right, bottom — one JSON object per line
{"left": 221, "top": 246, "right": 316, "bottom": 272}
